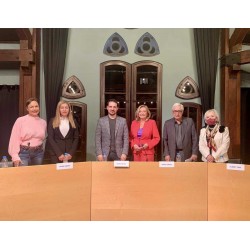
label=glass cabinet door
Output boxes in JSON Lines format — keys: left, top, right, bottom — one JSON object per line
{"left": 132, "top": 61, "right": 162, "bottom": 160}
{"left": 100, "top": 61, "right": 131, "bottom": 121}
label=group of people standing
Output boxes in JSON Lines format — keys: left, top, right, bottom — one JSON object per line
{"left": 95, "top": 99, "right": 230, "bottom": 163}
{"left": 8, "top": 98, "right": 79, "bottom": 167}
{"left": 7, "top": 97, "right": 230, "bottom": 167}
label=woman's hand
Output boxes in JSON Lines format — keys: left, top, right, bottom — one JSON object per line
{"left": 13, "top": 160, "right": 21, "bottom": 167}
{"left": 206, "top": 154, "right": 215, "bottom": 162}
{"left": 58, "top": 154, "right": 65, "bottom": 161}
{"left": 134, "top": 144, "right": 142, "bottom": 151}
{"left": 66, "top": 154, "right": 72, "bottom": 160}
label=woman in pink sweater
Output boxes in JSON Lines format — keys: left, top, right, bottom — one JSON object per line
{"left": 8, "top": 97, "right": 47, "bottom": 167}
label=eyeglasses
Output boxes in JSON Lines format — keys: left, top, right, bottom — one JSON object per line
{"left": 173, "top": 110, "right": 182, "bottom": 113}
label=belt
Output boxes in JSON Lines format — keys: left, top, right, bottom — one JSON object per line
{"left": 20, "top": 144, "right": 43, "bottom": 151}
{"left": 176, "top": 149, "right": 183, "bottom": 152}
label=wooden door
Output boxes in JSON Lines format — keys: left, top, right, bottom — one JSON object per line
{"left": 70, "top": 102, "right": 87, "bottom": 162}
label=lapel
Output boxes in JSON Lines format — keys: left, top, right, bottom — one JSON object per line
{"left": 170, "top": 118, "right": 176, "bottom": 142}
{"left": 55, "top": 127, "right": 64, "bottom": 139}
{"left": 141, "top": 120, "right": 149, "bottom": 137}
{"left": 56, "top": 123, "right": 72, "bottom": 139}
{"left": 115, "top": 116, "right": 120, "bottom": 136}
{"left": 64, "top": 123, "right": 72, "bottom": 139}
{"left": 104, "top": 116, "right": 110, "bottom": 137}
{"left": 181, "top": 118, "right": 187, "bottom": 142}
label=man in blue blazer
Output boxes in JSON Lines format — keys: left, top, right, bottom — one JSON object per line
{"left": 163, "top": 103, "right": 198, "bottom": 162}
{"left": 95, "top": 99, "right": 129, "bottom": 161}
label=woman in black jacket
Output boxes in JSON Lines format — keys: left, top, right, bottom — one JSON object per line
{"left": 47, "top": 100, "right": 79, "bottom": 163}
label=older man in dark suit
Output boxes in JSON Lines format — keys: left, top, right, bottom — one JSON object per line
{"left": 163, "top": 103, "right": 198, "bottom": 162}
{"left": 95, "top": 99, "right": 129, "bottom": 161}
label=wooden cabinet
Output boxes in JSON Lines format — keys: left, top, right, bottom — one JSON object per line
{"left": 100, "top": 60, "right": 162, "bottom": 160}
{"left": 182, "top": 102, "right": 202, "bottom": 135}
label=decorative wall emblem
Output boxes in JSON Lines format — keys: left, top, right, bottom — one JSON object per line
{"left": 62, "top": 75, "right": 86, "bottom": 99}
{"left": 103, "top": 32, "right": 128, "bottom": 57}
{"left": 135, "top": 32, "right": 160, "bottom": 56}
{"left": 175, "top": 76, "right": 200, "bottom": 99}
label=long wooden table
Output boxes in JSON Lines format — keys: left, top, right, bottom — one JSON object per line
{"left": 1, "top": 162, "right": 250, "bottom": 221}
{"left": 208, "top": 163, "right": 250, "bottom": 220}
{"left": 0, "top": 162, "right": 92, "bottom": 221}
{"left": 91, "top": 161, "right": 208, "bottom": 221}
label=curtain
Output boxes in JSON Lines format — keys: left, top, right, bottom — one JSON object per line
{"left": 193, "top": 28, "right": 221, "bottom": 114}
{"left": 0, "top": 85, "right": 19, "bottom": 159}
{"left": 42, "top": 28, "right": 68, "bottom": 122}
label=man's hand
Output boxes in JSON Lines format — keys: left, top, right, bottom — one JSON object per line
{"left": 97, "top": 154, "right": 104, "bottom": 161}
{"left": 190, "top": 154, "right": 198, "bottom": 162}
{"left": 165, "top": 155, "right": 171, "bottom": 161}
{"left": 120, "top": 154, "right": 127, "bottom": 161}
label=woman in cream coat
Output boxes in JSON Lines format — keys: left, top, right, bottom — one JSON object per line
{"left": 199, "top": 109, "right": 230, "bottom": 163}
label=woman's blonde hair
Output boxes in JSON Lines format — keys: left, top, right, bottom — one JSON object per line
{"left": 204, "top": 109, "right": 220, "bottom": 123}
{"left": 52, "top": 100, "right": 76, "bottom": 128}
{"left": 135, "top": 105, "right": 151, "bottom": 121}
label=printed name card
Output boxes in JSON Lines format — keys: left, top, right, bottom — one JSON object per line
{"left": 159, "top": 161, "right": 175, "bottom": 168}
{"left": 56, "top": 162, "right": 73, "bottom": 170}
{"left": 114, "top": 161, "right": 130, "bottom": 168}
{"left": 226, "top": 163, "right": 245, "bottom": 171}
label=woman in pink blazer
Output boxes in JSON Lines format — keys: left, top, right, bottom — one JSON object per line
{"left": 130, "top": 105, "right": 160, "bottom": 161}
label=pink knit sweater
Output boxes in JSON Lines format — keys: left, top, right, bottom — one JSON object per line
{"left": 8, "top": 114, "right": 47, "bottom": 162}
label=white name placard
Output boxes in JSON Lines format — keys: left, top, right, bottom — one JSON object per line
{"left": 56, "top": 162, "right": 73, "bottom": 170}
{"left": 114, "top": 161, "right": 130, "bottom": 168}
{"left": 159, "top": 161, "right": 175, "bottom": 168}
{"left": 226, "top": 163, "right": 245, "bottom": 171}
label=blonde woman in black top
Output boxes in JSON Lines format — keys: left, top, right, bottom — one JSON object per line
{"left": 47, "top": 100, "right": 79, "bottom": 163}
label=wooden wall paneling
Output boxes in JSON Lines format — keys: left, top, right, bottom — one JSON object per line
{"left": 0, "top": 50, "right": 20, "bottom": 61}
{"left": 91, "top": 162, "right": 208, "bottom": 221}
{"left": 220, "top": 29, "right": 228, "bottom": 125}
{"left": 32, "top": 28, "right": 40, "bottom": 99}
{"left": 208, "top": 163, "right": 250, "bottom": 220}
{"left": 0, "top": 162, "right": 92, "bottom": 221}
{"left": 19, "top": 70, "right": 32, "bottom": 115}
{"left": 18, "top": 29, "right": 40, "bottom": 116}
{"left": 226, "top": 70, "right": 241, "bottom": 158}
{"left": 220, "top": 28, "right": 241, "bottom": 159}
